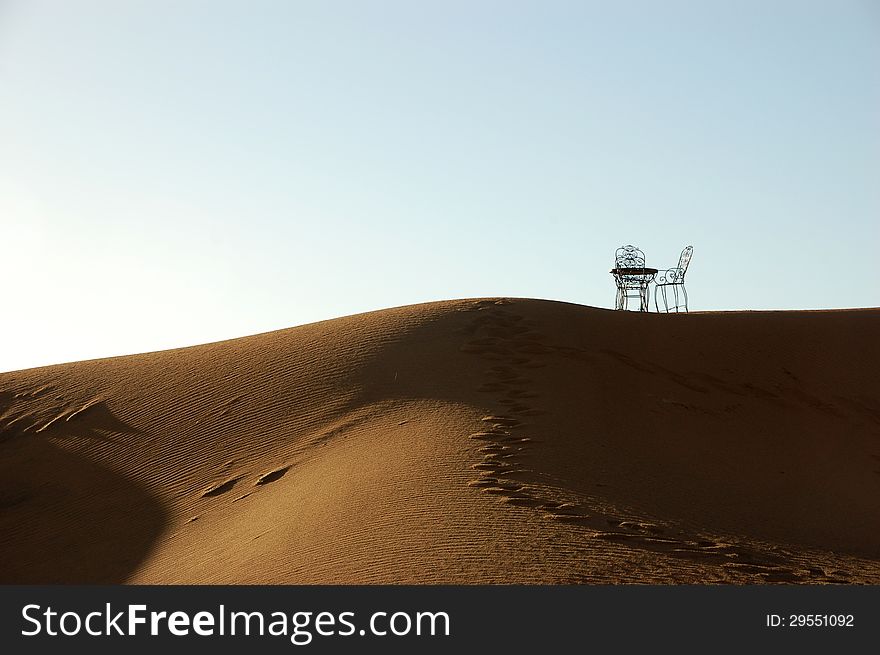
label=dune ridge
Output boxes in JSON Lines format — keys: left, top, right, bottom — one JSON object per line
{"left": 2, "top": 298, "right": 879, "bottom": 583}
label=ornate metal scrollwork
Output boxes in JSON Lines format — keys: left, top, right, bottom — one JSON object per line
{"left": 612, "top": 245, "right": 651, "bottom": 311}
{"left": 654, "top": 245, "right": 693, "bottom": 313}
{"left": 614, "top": 244, "right": 645, "bottom": 269}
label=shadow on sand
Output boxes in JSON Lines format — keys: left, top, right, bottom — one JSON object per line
{"left": 0, "top": 401, "right": 166, "bottom": 583}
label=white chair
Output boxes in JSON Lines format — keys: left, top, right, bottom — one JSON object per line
{"left": 612, "top": 245, "right": 652, "bottom": 311}
{"left": 654, "top": 246, "right": 693, "bottom": 312}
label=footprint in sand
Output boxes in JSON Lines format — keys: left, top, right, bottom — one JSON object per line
{"left": 476, "top": 382, "right": 508, "bottom": 392}
{"left": 461, "top": 307, "right": 559, "bottom": 520}
{"left": 488, "top": 367, "right": 518, "bottom": 380}
{"left": 202, "top": 476, "right": 243, "bottom": 498}
{"left": 255, "top": 466, "right": 291, "bottom": 486}
{"left": 469, "top": 432, "right": 506, "bottom": 441}
{"left": 515, "top": 343, "right": 554, "bottom": 355}
{"left": 507, "top": 389, "right": 539, "bottom": 398}
{"left": 202, "top": 465, "right": 290, "bottom": 501}
{"left": 480, "top": 416, "right": 521, "bottom": 426}
{"left": 467, "top": 479, "right": 501, "bottom": 488}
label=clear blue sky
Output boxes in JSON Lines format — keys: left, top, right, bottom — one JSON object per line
{"left": 1, "top": 0, "right": 878, "bottom": 372}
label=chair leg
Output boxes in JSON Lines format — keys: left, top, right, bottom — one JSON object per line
{"left": 672, "top": 285, "right": 679, "bottom": 313}
{"left": 660, "top": 286, "right": 668, "bottom": 313}
{"left": 682, "top": 284, "right": 688, "bottom": 312}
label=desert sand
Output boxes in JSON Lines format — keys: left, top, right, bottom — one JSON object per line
{"left": 1, "top": 298, "right": 879, "bottom": 584}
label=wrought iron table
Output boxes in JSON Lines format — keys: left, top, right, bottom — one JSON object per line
{"left": 610, "top": 267, "right": 658, "bottom": 312}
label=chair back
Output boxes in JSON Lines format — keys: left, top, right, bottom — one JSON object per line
{"left": 678, "top": 245, "right": 694, "bottom": 275}
{"left": 614, "top": 245, "right": 645, "bottom": 269}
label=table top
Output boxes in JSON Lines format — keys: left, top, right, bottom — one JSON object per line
{"left": 610, "top": 267, "right": 658, "bottom": 275}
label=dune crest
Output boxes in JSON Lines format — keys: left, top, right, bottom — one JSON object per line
{"left": 2, "top": 298, "right": 879, "bottom": 583}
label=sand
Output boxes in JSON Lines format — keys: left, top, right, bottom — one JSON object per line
{"left": 1, "top": 298, "right": 879, "bottom": 584}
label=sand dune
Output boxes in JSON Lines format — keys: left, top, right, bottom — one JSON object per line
{"left": 2, "top": 298, "right": 879, "bottom": 584}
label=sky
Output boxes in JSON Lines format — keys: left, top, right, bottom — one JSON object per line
{"left": 1, "top": 0, "right": 878, "bottom": 373}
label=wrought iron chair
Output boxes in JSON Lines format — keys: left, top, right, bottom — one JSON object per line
{"left": 612, "top": 245, "right": 652, "bottom": 311}
{"left": 654, "top": 245, "right": 693, "bottom": 313}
